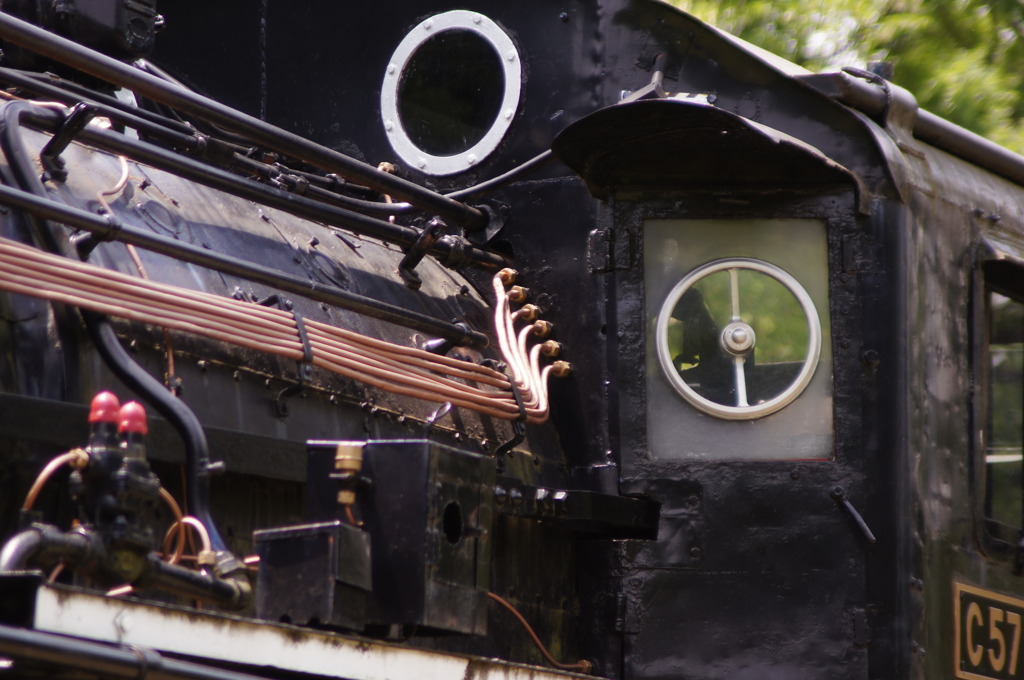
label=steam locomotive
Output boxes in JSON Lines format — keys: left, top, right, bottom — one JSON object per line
{"left": 0, "top": 1, "right": 1020, "bottom": 679}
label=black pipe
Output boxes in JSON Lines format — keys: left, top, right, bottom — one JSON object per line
{"left": 0, "top": 180, "right": 490, "bottom": 347}
{"left": 0, "top": 524, "right": 93, "bottom": 572}
{"left": 0, "top": 102, "right": 67, "bottom": 254}
{"left": 0, "top": 624, "right": 276, "bottom": 680}
{"left": 799, "top": 70, "right": 1024, "bottom": 188}
{"left": 17, "top": 67, "right": 198, "bottom": 135}
{"left": 0, "top": 527, "right": 43, "bottom": 570}
{"left": 0, "top": 523, "right": 248, "bottom": 608}
{"left": 75, "top": 120, "right": 506, "bottom": 270}
{"left": 0, "top": 100, "right": 228, "bottom": 556}
{"left": 0, "top": 10, "right": 488, "bottom": 230}
{"left": 1, "top": 95, "right": 230, "bottom": 561}
{"left": 142, "top": 554, "right": 251, "bottom": 609}
{"left": 12, "top": 103, "right": 506, "bottom": 272}
{"left": 84, "top": 315, "right": 227, "bottom": 555}
{"left": 448, "top": 150, "right": 558, "bottom": 202}
{"left": 0, "top": 66, "right": 200, "bottom": 147}
{"left": 309, "top": 149, "right": 560, "bottom": 218}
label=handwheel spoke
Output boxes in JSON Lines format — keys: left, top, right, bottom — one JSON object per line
{"left": 729, "top": 268, "right": 741, "bottom": 322}
{"left": 656, "top": 257, "right": 822, "bottom": 420}
{"left": 733, "top": 356, "right": 749, "bottom": 407}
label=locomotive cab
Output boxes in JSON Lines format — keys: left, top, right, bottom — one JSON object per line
{"left": 550, "top": 73, "right": 873, "bottom": 673}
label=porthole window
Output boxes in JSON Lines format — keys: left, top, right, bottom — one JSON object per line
{"left": 655, "top": 258, "right": 822, "bottom": 420}
{"left": 381, "top": 11, "right": 521, "bottom": 176}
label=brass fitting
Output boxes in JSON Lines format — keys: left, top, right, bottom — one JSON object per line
{"left": 551, "top": 361, "right": 572, "bottom": 378}
{"left": 540, "top": 340, "right": 561, "bottom": 358}
{"left": 532, "top": 320, "right": 554, "bottom": 338}
{"left": 334, "top": 442, "right": 364, "bottom": 509}
{"left": 498, "top": 268, "right": 518, "bottom": 286}
{"left": 68, "top": 447, "right": 90, "bottom": 470}
{"left": 516, "top": 304, "right": 539, "bottom": 322}
{"left": 508, "top": 286, "right": 529, "bottom": 304}
{"left": 197, "top": 549, "right": 217, "bottom": 569}
{"left": 335, "top": 442, "right": 364, "bottom": 474}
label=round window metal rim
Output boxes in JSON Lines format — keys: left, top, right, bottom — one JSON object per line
{"left": 655, "top": 257, "right": 822, "bottom": 421}
{"left": 380, "top": 10, "right": 522, "bottom": 177}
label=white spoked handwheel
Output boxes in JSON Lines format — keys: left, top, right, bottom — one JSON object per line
{"left": 655, "top": 258, "right": 821, "bottom": 420}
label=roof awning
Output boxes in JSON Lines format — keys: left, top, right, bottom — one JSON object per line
{"left": 552, "top": 98, "right": 856, "bottom": 199}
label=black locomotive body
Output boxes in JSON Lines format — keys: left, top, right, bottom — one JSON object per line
{"left": 0, "top": 2, "right": 1020, "bottom": 680}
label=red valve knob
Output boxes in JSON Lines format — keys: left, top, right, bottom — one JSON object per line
{"left": 118, "top": 401, "right": 148, "bottom": 435}
{"left": 88, "top": 391, "right": 121, "bottom": 424}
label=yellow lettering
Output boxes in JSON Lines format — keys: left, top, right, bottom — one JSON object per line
{"left": 1008, "top": 611, "right": 1022, "bottom": 675}
{"left": 990, "top": 607, "right": 1007, "bottom": 672}
{"left": 967, "top": 602, "right": 985, "bottom": 667}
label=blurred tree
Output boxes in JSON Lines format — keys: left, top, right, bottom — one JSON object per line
{"left": 670, "top": 0, "right": 1024, "bottom": 151}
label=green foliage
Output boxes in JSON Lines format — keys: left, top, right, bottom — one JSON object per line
{"left": 670, "top": 0, "right": 1024, "bottom": 152}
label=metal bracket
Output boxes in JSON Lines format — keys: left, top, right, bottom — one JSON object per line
{"left": 493, "top": 378, "right": 528, "bottom": 459}
{"left": 830, "top": 486, "right": 877, "bottom": 545}
{"left": 258, "top": 295, "right": 313, "bottom": 417}
{"left": 419, "top": 322, "right": 472, "bottom": 356}
{"left": 618, "top": 53, "right": 668, "bottom": 105}
{"left": 40, "top": 102, "right": 98, "bottom": 183}
{"left": 842, "top": 67, "right": 919, "bottom": 148}
{"left": 399, "top": 218, "right": 445, "bottom": 290}
{"left": 464, "top": 200, "right": 510, "bottom": 246}
{"left": 424, "top": 402, "right": 453, "bottom": 433}
{"left": 494, "top": 476, "right": 660, "bottom": 538}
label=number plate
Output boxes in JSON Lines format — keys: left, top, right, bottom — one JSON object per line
{"left": 956, "top": 582, "right": 1024, "bottom": 680}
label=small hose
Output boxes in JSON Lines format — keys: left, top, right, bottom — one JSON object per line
{"left": 487, "top": 592, "right": 593, "bottom": 674}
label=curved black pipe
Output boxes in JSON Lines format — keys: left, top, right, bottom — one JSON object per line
{"left": 312, "top": 150, "right": 560, "bottom": 218}
{"left": 449, "top": 150, "right": 559, "bottom": 202}
{"left": 0, "top": 100, "right": 231, "bottom": 555}
{"left": 0, "top": 102, "right": 66, "bottom": 254}
{"left": 0, "top": 527, "right": 43, "bottom": 570}
{"left": 0, "top": 524, "right": 93, "bottom": 572}
{"left": 0, "top": 10, "right": 488, "bottom": 230}
{"left": 83, "top": 314, "right": 227, "bottom": 554}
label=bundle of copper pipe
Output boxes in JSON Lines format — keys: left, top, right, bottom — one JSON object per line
{"left": 0, "top": 236, "right": 563, "bottom": 423}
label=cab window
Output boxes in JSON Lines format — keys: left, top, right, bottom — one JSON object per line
{"left": 985, "top": 289, "right": 1024, "bottom": 540}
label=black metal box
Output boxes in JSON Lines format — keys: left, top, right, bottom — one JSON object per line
{"left": 307, "top": 439, "right": 495, "bottom": 635}
{"left": 253, "top": 520, "right": 371, "bottom": 631}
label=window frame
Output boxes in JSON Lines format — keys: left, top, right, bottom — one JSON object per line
{"left": 975, "top": 257, "right": 1024, "bottom": 557}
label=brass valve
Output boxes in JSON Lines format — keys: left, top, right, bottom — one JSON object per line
{"left": 334, "top": 442, "right": 364, "bottom": 506}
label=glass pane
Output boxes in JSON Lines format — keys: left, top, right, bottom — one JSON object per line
{"left": 664, "top": 268, "right": 809, "bottom": 406}
{"left": 987, "top": 292, "right": 1024, "bottom": 530}
{"left": 643, "top": 218, "right": 832, "bottom": 461}
{"left": 397, "top": 29, "right": 505, "bottom": 156}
